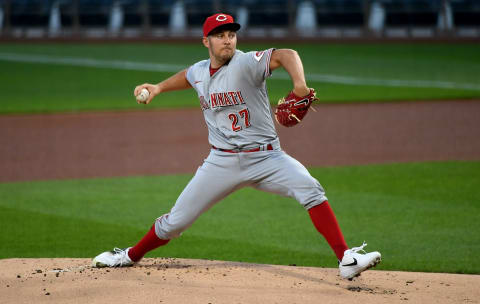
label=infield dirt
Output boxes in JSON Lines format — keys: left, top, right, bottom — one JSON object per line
{"left": 1, "top": 100, "right": 479, "bottom": 303}
{"left": 1, "top": 258, "right": 479, "bottom": 304}
{"left": 1, "top": 100, "right": 480, "bottom": 182}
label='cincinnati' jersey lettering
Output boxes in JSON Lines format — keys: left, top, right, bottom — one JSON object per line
{"left": 210, "top": 91, "right": 245, "bottom": 109}
{"left": 199, "top": 96, "right": 209, "bottom": 111}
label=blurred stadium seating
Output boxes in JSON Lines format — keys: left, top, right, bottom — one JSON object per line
{"left": 0, "top": 0, "right": 479, "bottom": 39}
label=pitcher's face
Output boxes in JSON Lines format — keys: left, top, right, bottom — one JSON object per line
{"left": 203, "top": 30, "right": 237, "bottom": 66}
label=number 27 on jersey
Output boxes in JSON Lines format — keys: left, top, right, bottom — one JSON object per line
{"left": 228, "top": 108, "right": 251, "bottom": 132}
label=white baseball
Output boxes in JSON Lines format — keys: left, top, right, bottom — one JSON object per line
{"left": 137, "top": 88, "right": 150, "bottom": 103}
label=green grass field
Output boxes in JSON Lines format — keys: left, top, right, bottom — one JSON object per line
{"left": 0, "top": 43, "right": 479, "bottom": 113}
{"left": 0, "top": 42, "right": 479, "bottom": 275}
{"left": 1, "top": 162, "right": 479, "bottom": 274}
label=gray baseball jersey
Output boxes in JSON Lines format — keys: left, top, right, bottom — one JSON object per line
{"left": 186, "top": 48, "right": 277, "bottom": 150}
{"left": 154, "top": 49, "right": 327, "bottom": 240}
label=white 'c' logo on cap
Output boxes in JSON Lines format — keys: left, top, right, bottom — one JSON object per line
{"left": 216, "top": 14, "right": 227, "bottom": 22}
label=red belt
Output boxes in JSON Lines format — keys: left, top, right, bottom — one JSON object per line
{"left": 212, "top": 144, "right": 273, "bottom": 153}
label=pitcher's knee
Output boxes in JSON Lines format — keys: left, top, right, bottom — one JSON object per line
{"left": 154, "top": 214, "right": 190, "bottom": 240}
{"left": 298, "top": 186, "right": 328, "bottom": 210}
{"left": 303, "top": 196, "right": 328, "bottom": 210}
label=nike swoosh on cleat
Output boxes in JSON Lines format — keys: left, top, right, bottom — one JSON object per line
{"left": 342, "top": 258, "right": 358, "bottom": 267}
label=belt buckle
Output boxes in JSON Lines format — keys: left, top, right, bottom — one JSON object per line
{"left": 259, "top": 144, "right": 273, "bottom": 151}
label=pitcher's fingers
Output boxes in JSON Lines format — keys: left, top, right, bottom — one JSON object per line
{"left": 134, "top": 84, "right": 149, "bottom": 96}
{"left": 145, "top": 95, "right": 154, "bottom": 105}
{"left": 134, "top": 86, "right": 143, "bottom": 97}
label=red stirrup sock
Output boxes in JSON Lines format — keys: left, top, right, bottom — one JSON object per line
{"left": 128, "top": 224, "right": 170, "bottom": 262}
{"left": 308, "top": 201, "right": 349, "bottom": 260}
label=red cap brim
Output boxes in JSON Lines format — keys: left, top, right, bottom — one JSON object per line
{"left": 203, "top": 13, "right": 241, "bottom": 37}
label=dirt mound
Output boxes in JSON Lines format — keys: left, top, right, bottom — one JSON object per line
{"left": 1, "top": 258, "right": 478, "bottom": 304}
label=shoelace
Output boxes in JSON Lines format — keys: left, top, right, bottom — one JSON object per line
{"left": 349, "top": 241, "right": 368, "bottom": 254}
{"left": 112, "top": 247, "right": 130, "bottom": 266}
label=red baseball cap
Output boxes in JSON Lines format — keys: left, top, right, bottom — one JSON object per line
{"left": 203, "top": 13, "right": 241, "bottom": 37}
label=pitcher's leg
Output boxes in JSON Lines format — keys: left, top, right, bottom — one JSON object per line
{"left": 128, "top": 224, "right": 170, "bottom": 262}
{"left": 94, "top": 151, "right": 244, "bottom": 266}
{"left": 251, "top": 151, "right": 327, "bottom": 209}
{"left": 308, "top": 201, "right": 348, "bottom": 260}
{"left": 155, "top": 152, "right": 244, "bottom": 240}
{"left": 251, "top": 151, "right": 347, "bottom": 260}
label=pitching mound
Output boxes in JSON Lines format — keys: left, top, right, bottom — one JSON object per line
{"left": 1, "top": 258, "right": 478, "bottom": 303}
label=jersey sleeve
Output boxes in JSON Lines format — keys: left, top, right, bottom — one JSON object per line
{"left": 185, "top": 64, "right": 195, "bottom": 87}
{"left": 241, "top": 48, "right": 275, "bottom": 85}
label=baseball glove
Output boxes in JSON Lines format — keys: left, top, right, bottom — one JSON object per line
{"left": 274, "top": 88, "right": 318, "bottom": 127}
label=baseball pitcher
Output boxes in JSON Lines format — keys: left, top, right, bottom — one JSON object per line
{"left": 92, "top": 13, "right": 381, "bottom": 280}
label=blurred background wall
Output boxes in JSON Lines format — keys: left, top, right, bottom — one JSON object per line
{"left": 0, "top": 0, "right": 479, "bottom": 40}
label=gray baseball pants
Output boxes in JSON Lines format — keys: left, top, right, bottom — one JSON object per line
{"left": 154, "top": 145, "right": 327, "bottom": 240}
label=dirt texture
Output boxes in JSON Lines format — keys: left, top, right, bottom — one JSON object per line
{"left": 1, "top": 258, "right": 479, "bottom": 304}
{"left": 1, "top": 100, "right": 479, "bottom": 182}
{"left": 1, "top": 100, "right": 480, "bottom": 303}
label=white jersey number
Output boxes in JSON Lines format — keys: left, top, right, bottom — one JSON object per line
{"left": 228, "top": 108, "right": 251, "bottom": 132}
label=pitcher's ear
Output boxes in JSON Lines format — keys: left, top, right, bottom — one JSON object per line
{"left": 202, "top": 37, "right": 209, "bottom": 48}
